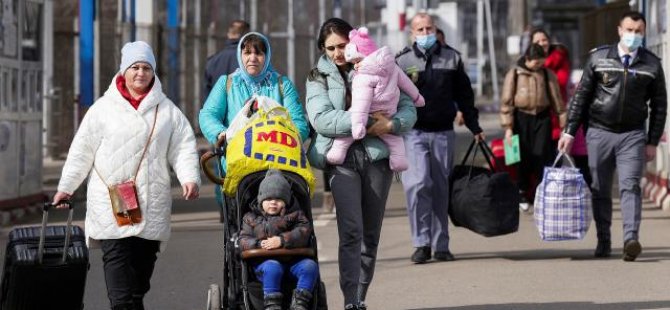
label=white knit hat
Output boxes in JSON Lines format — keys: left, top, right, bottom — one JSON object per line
{"left": 119, "top": 41, "right": 157, "bottom": 74}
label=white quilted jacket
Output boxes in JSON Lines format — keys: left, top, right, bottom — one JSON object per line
{"left": 57, "top": 76, "right": 201, "bottom": 246}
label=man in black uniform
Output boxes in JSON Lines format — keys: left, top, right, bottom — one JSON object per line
{"left": 558, "top": 11, "right": 667, "bottom": 261}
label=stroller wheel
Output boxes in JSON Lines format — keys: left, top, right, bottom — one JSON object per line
{"left": 207, "top": 284, "right": 221, "bottom": 310}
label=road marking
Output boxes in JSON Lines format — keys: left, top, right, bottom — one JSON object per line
{"left": 313, "top": 213, "right": 335, "bottom": 227}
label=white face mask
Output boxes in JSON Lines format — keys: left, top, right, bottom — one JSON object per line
{"left": 621, "top": 32, "right": 644, "bottom": 51}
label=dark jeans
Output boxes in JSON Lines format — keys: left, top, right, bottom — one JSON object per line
{"left": 323, "top": 170, "right": 332, "bottom": 192}
{"left": 327, "top": 142, "right": 392, "bottom": 306}
{"left": 100, "top": 237, "right": 160, "bottom": 310}
{"left": 254, "top": 258, "right": 319, "bottom": 295}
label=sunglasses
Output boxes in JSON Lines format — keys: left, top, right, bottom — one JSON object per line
{"left": 325, "top": 43, "right": 347, "bottom": 52}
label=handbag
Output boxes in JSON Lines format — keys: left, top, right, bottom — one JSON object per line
{"left": 94, "top": 106, "right": 158, "bottom": 226}
{"left": 534, "top": 153, "right": 592, "bottom": 241}
{"left": 449, "top": 139, "right": 520, "bottom": 237}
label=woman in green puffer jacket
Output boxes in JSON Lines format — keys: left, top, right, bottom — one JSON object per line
{"left": 305, "top": 18, "right": 417, "bottom": 310}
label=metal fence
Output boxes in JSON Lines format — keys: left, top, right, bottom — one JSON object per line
{"left": 47, "top": 0, "right": 378, "bottom": 157}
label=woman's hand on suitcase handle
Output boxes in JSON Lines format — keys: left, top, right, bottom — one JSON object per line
{"left": 474, "top": 132, "right": 486, "bottom": 142}
{"left": 52, "top": 192, "right": 72, "bottom": 209}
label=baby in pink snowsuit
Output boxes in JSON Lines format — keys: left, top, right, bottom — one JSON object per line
{"left": 326, "top": 27, "right": 425, "bottom": 171}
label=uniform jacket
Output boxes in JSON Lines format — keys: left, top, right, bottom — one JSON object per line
{"left": 239, "top": 201, "right": 312, "bottom": 251}
{"left": 57, "top": 76, "right": 201, "bottom": 246}
{"left": 305, "top": 54, "right": 418, "bottom": 170}
{"left": 203, "top": 39, "right": 240, "bottom": 99}
{"left": 395, "top": 43, "right": 482, "bottom": 133}
{"left": 500, "top": 63, "right": 567, "bottom": 130}
{"left": 566, "top": 45, "right": 667, "bottom": 145}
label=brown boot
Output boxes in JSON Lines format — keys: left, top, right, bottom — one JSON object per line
{"left": 322, "top": 192, "right": 335, "bottom": 213}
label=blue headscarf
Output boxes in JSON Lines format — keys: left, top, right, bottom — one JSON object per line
{"left": 235, "top": 32, "right": 276, "bottom": 93}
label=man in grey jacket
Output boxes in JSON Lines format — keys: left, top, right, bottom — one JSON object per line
{"left": 558, "top": 11, "right": 667, "bottom": 261}
{"left": 396, "top": 13, "right": 484, "bottom": 264}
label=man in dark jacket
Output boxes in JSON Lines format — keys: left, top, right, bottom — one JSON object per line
{"left": 203, "top": 20, "right": 250, "bottom": 99}
{"left": 558, "top": 11, "right": 667, "bottom": 261}
{"left": 396, "top": 13, "right": 484, "bottom": 264}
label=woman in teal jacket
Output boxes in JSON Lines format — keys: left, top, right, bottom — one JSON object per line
{"left": 199, "top": 32, "right": 309, "bottom": 206}
{"left": 200, "top": 32, "right": 309, "bottom": 145}
{"left": 305, "top": 18, "right": 417, "bottom": 310}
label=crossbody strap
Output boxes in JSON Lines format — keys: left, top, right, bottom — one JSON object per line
{"left": 94, "top": 106, "right": 159, "bottom": 186}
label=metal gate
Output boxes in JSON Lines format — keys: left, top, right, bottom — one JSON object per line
{"left": 0, "top": 0, "right": 45, "bottom": 208}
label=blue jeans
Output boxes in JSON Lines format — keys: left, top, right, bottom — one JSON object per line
{"left": 254, "top": 258, "right": 318, "bottom": 295}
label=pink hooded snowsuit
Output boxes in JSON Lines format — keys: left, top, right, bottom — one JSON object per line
{"left": 326, "top": 28, "right": 425, "bottom": 171}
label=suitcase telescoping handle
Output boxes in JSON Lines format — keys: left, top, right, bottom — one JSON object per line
{"left": 38, "top": 200, "right": 75, "bottom": 264}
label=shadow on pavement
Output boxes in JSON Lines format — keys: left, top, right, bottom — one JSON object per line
{"left": 411, "top": 300, "right": 670, "bottom": 310}
{"left": 333, "top": 246, "right": 670, "bottom": 265}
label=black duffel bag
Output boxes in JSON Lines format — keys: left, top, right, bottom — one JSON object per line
{"left": 449, "top": 139, "right": 520, "bottom": 237}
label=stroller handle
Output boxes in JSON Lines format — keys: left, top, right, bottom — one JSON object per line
{"left": 200, "top": 135, "right": 228, "bottom": 185}
{"left": 241, "top": 248, "right": 315, "bottom": 260}
{"left": 200, "top": 151, "right": 224, "bottom": 185}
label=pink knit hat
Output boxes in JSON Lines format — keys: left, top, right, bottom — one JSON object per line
{"left": 344, "top": 27, "right": 378, "bottom": 62}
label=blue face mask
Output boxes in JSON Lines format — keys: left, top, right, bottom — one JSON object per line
{"left": 621, "top": 32, "right": 644, "bottom": 51}
{"left": 415, "top": 33, "right": 437, "bottom": 50}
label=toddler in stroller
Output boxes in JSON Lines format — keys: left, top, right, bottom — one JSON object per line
{"left": 239, "top": 169, "right": 319, "bottom": 310}
{"left": 200, "top": 100, "right": 324, "bottom": 309}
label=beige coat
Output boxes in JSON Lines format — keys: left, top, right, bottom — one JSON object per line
{"left": 500, "top": 65, "right": 566, "bottom": 130}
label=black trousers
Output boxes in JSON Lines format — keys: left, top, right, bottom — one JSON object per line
{"left": 323, "top": 170, "right": 332, "bottom": 192}
{"left": 514, "top": 109, "right": 554, "bottom": 200}
{"left": 100, "top": 237, "right": 160, "bottom": 310}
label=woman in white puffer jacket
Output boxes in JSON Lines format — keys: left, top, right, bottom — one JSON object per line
{"left": 52, "top": 41, "right": 200, "bottom": 310}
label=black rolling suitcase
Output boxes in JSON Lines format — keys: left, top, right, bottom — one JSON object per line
{"left": 0, "top": 201, "right": 89, "bottom": 310}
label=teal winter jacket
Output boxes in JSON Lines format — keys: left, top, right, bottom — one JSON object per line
{"left": 199, "top": 72, "right": 310, "bottom": 169}
{"left": 305, "top": 54, "right": 417, "bottom": 169}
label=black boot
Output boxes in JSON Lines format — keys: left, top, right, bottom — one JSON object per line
{"left": 264, "top": 292, "right": 283, "bottom": 310}
{"left": 111, "top": 303, "right": 135, "bottom": 310}
{"left": 290, "top": 289, "right": 312, "bottom": 310}
{"left": 594, "top": 239, "right": 611, "bottom": 258}
{"left": 132, "top": 295, "right": 145, "bottom": 310}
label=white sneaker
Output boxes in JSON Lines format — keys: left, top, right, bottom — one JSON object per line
{"left": 519, "top": 202, "right": 530, "bottom": 211}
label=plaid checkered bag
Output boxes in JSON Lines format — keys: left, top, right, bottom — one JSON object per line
{"left": 534, "top": 153, "right": 592, "bottom": 241}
